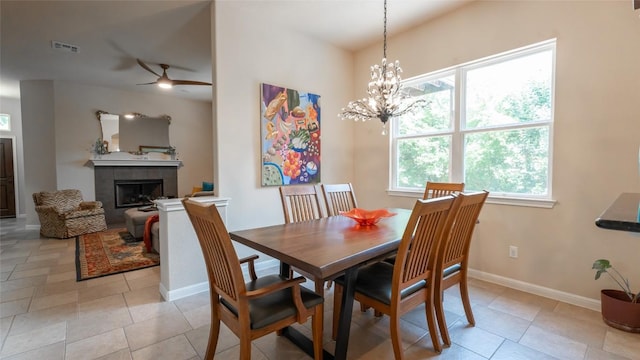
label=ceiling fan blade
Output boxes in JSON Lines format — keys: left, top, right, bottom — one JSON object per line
{"left": 136, "top": 59, "right": 161, "bottom": 77}
{"left": 136, "top": 82, "right": 158, "bottom": 86}
{"left": 172, "top": 80, "right": 212, "bottom": 86}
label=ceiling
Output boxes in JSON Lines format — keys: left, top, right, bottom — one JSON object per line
{"left": 0, "top": 0, "right": 470, "bottom": 102}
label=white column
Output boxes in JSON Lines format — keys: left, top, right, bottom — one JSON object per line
{"left": 155, "top": 196, "right": 230, "bottom": 301}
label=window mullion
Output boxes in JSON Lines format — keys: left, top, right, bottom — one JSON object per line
{"left": 451, "top": 68, "right": 464, "bottom": 183}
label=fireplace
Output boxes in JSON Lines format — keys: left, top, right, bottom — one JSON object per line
{"left": 94, "top": 166, "right": 178, "bottom": 224}
{"left": 115, "top": 179, "right": 163, "bottom": 208}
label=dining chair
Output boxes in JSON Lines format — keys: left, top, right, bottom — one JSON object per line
{"left": 322, "top": 183, "right": 358, "bottom": 216}
{"left": 279, "top": 184, "right": 326, "bottom": 223}
{"left": 423, "top": 181, "right": 465, "bottom": 199}
{"left": 434, "top": 191, "right": 489, "bottom": 347}
{"left": 279, "top": 184, "right": 332, "bottom": 289}
{"left": 332, "top": 195, "right": 458, "bottom": 357}
{"left": 182, "top": 199, "right": 324, "bottom": 360}
{"left": 381, "top": 181, "right": 465, "bottom": 267}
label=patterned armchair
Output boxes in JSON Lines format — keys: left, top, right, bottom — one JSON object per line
{"left": 32, "top": 189, "right": 107, "bottom": 238}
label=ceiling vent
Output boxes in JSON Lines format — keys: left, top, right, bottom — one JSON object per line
{"left": 51, "top": 40, "right": 79, "bottom": 53}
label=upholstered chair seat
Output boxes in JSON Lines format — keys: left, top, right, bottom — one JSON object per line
{"left": 220, "top": 274, "right": 323, "bottom": 330}
{"left": 334, "top": 262, "right": 426, "bottom": 305}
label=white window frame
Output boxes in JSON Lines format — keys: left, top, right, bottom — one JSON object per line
{"left": 388, "top": 39, "right": 557, "bottom": 208}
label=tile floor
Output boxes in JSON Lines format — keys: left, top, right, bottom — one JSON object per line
{"left": 1, "top": 217, "right": 639, "bottom": 360}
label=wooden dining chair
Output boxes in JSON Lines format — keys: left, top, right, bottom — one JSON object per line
{"left": 182, "top": 199, "right": 324, "bottom": 360}
{"left": 279, "top": 184, "right": 332, "bottom": 290}
{"left": 332, "top": 196, "right": 458, "bottom": 357}
{"left": 423, "top": 181, "right": 465, "bottom": 199}
{"left": 382, "top": 181, "right": 465, "bottom": 268}
{"left": 322, "top": 183, "right": 358, "bottom": 216}
{"left": 434, "top": 191, "right": 488, "bottom": 347}
{"left": 279, "top": 184, "right": 326, "bottom": 223}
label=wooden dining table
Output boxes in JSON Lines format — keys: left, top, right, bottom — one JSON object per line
{"left": 229, "top": 208, "right": 412, "bottom": 360}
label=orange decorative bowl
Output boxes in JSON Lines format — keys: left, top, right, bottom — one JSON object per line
{"left": 340, "top": 208, "right": 397, "bottom": 226}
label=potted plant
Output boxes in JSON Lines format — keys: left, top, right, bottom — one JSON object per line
{"left": 592, "top": 259, "right": 640, "bottom": 333}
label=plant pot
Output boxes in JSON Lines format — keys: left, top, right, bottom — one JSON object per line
{"left": 600, "top": 289, "right": 640, "bottom": 333}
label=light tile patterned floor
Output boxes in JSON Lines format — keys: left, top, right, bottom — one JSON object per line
{"left": 1, "top": 217, "right": 639, "bottom": 360}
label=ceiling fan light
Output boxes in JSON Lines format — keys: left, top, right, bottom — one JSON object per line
{"left": 158, "top": 81, "right": 172, "bottom": 89}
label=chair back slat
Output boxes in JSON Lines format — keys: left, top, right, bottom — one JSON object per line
{"left": 394, "top": 196, "right": 456, "bottom": 288}
{"left": 440, "top": 191, "right": 488, "bottom": 269}
{"left": 183, "top": 199, "right": 245, "bottom": 304}
{"left": 322, "top": 183, "right": 358, "bottom": 216}
{"left": 280, "top": 185, "right": 325, "bottom": 223}
{"left": 424, "top": 181, "right": 465, "bottom": 199}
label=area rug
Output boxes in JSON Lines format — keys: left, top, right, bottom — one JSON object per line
{"left": 75, "top": 228, "right": 159, "bottom": 281}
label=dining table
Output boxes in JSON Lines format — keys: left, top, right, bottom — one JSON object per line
{"left": 229, "top": 208, "right": 412, "bottom": 360}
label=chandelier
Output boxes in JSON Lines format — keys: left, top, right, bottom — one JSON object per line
{"left": 339, "top": 0, "right": 426, "bottom": 135}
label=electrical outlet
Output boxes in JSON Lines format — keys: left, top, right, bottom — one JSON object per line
{"left": 509, "top": 245, "right": 518, "bottom": 258}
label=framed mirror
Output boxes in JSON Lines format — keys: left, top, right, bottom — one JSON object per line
{"left": 97, "top": 111, "right": 171, "bottom": 152}
{"left": 98, "top": 113, "right": 120, "bottom": 152}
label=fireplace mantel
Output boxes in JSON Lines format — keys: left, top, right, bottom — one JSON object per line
{"left": 88, "top": 152, "right": 182, "bottom": 167}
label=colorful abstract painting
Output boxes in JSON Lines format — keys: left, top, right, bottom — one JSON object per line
{"left": 261, "top": 83, "right": 321, "bottom": 186}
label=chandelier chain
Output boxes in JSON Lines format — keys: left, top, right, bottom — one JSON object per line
{"left": 383, "top": 0, "right": 387, "bottom": 59}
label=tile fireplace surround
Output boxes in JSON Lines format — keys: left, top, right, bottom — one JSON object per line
{"left": 90, "top": 153, "right": 180, "bottom": 224}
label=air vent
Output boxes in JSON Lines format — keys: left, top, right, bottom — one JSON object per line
{"left": 51, "top": 40, "right": 79, "bottom": 53}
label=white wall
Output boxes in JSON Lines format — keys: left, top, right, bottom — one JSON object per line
{"left": 21, "top": 81, "right": 57, "bottom": 225}
{"left": 213, "top": 2, "right": 355, "bottom": 241}
{"left": 0, "top": 96, "right": 25, "bottom": 216}
{"left": 21, "top": 80, "right": 213, "bottom": 226}
{"left": 353, "top": 0, "right": 640, "bottom": 301}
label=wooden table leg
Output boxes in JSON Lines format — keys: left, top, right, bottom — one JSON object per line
{"left": 279, "top": 261, "right": 290, "bottom": 278}
{"left": 333, "top": 268, "right": 358, "bottom": 360}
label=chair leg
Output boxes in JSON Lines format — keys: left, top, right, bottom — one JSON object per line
{"left": 434, "top": 286, "right": 451, "bottom": 347}
{"left": 425, "top": 294, "right": 442, "bottom": 353}
{"left": 204, "top": 310, "right": 221, "bottom": 360}
{"left": 332, "top": 283, "right": 343, "bottom": 340}
{"left": 459, "top": 275, "right": 475, "bottom": 326}
{"left": 239, "top": 336, "right": 252, "bottom": 360}
{"left": 312, "top": 304, "right": 324, "bottom": 359}
{"left": 389, "top": 313, "right": 404, "bottom": 360}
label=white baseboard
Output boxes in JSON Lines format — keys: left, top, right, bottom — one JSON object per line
{"left": 254, "top": 259, "right": 280, "bottom": 273}
{"left": 156, "top": 260, "right": 601, "bottom": 313}
{"left": 159, "top": 281, "right": 208, "bottom": 302}
{"left": 468, "top": 269, "right": 601, "bottom": 312}
{"left": 249, "top": 261, "right": 602, "bottom": 312}
{"left": 158, "top": 259, "right": 280, "bottom": 303}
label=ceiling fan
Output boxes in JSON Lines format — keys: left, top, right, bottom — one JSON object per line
{"left": 136, "top": 58, "right": 212, "bottom": 89}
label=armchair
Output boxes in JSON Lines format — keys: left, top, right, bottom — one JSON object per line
{"left": 32, "top": 189, "right": 107, "bottom": 238}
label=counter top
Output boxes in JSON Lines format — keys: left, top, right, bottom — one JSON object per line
{"left": 595, "top": 192, "right": 640, "bottom": 232}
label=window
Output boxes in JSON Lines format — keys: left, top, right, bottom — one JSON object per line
{"left": 391, "top": 40, "right": 555, "bottom": 204}
{"left": 0, "top": 114, "right": 10, "bottom": 131}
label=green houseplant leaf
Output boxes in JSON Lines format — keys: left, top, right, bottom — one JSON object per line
{"left": 592, "top": 259, "right": 638, "bottom": 303}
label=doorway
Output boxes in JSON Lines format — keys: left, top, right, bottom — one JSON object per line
{"left": 0, "top": 137, "right": 16, "bottom": 218}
